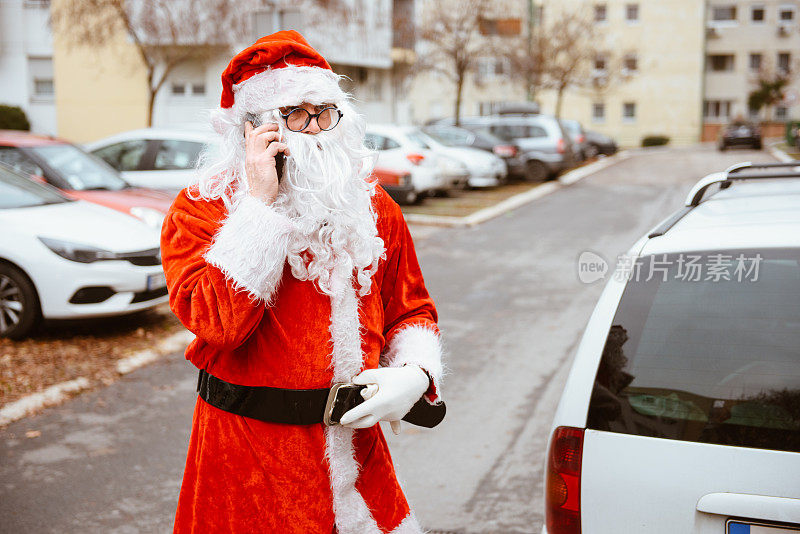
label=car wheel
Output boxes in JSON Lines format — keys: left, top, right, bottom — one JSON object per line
{"left": 404, "top": 190, "right": 419, "bottom": 205}
{"left": 525, "top": 160, "right": 548, "bottom": 181}
{"left": 718, "top": 143, "right": 727, "bottom": 151}
{"left": 0, "top": 264, "right": 40, "bottom": 339}
{"left": 754, "top": 141, "right": 762, "bottom": 150}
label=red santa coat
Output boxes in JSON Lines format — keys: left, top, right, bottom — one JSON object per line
{"left": 160, "top": 184, "right": 443, "bottom": 534}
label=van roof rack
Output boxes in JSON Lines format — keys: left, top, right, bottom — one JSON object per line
{"left": 648, "top": 161, "right": 800, "bottom": 238}
{"left": 686, "top": 161, "right": 800, "bottom": 206}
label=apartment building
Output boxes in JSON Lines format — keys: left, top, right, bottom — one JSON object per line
{"left": 535, "top": 0, "right": 707, "bottom": 146}
{"left": 50, "top": 0, "right": 411, "bottom": 142}
{"left": 703, "top": 0, "right": 800, "bottom": 139}
{"left": 0, "top": 0, "right": 56, "bottom": 135}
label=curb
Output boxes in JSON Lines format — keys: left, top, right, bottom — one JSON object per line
{"left": 0, "top": 328, "right": 194, "bottom": 427}
{"left": 767, "top": 142, "right": 796, "bottom": 163}
{"left": 404, "top": 151, "right": 631, "bottom": 228}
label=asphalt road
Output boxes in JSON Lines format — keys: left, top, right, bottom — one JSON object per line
{"left": 0, "top": 145, "right": 776, "bottom": 534}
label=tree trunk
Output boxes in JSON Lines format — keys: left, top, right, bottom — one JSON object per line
{"left": 555, "top": 87, "right": 564, "bottom": 119}
{"left": 454, "top": 73, "right": 464, "bottom": 126}
{"left": 147, "top": 89, "right": 155, "bottom": 127}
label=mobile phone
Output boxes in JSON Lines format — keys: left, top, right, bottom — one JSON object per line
{"left": 244, "top": 112, "right": 284, "bottom": 181}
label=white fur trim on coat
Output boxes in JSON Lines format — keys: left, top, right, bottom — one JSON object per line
{"left": 203, "top": 195, "right": 295, "bottom": 305}
{"left": 324, "top": 264, "right": 429, "bottom": 534}
{"left": 381, "top": 325, "right": 444, "bottom": 403}
{"left": 232, "top": 65, "right": 348, "bottom": 115}
{"left": 390, "top": 513, "right": 425, "bottom": 534}
{"left": 325, "top": 262, "right": 382, "bottom": 534}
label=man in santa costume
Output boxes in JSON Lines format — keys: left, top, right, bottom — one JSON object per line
{"left": 160, "top": 31, "right": 445, "bottom": 533}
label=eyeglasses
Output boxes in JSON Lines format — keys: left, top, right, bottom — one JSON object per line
{"left": 280, "top": 106, "right": 343, "bottom": 132}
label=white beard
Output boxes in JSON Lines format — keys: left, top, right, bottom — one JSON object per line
{"left": 268, "top": 114, "right": 385, "bottom": 298}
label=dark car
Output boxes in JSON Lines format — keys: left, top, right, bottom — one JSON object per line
{"left": 584, "top": 130, "right": 619, "bottom": 157}
{"left": 422, "top": 125, "right": 518, "bottom": 180}
{"left": 719, "top": 121, "right": 762, "bottom": 151}
{"left": 431, "top": 114, "right": 574, "bottom": 181}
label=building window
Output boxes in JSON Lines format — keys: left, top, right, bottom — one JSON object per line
{"left": 191, "top": 83, "right": 205, "bottom": 96}
{"left": 592, "top": 102, "right": 605, "bottom": 122}
{"left": 623, "top": 54, "right": 638, "bottom": 73}
{"left": 623, "top": 102, "right": 636, "bottom": 121}
{"left": 33, "top": 79, "right": 54, "bottom": 96}
{"left": 778, "top": 52, "right": 791, "bottom": 73}
{"left": 594, "top": 3, "right": 607, "bottom": 22}
{"left": 779, "top": 5, "right": 796, "bottom": 21}
{"left": 750, "top": 53, "right": 762, "bottom": 71}
{"left": 594, "top": 55, "right": 607, "bottom": 72}
{"left": 751, "top": 5, "right": 765, "bottom": 22}
{"left": 479, "top": 18, "right": 522, "bottom": 36}
{"left": 253, "top": 8, "right": 303, "bottom": 39}
{"left": 28, "top": 57, "right": 54, "bottom": 101}
{"left": 477, "top": 57, "right": 510, "bottom": 82}
{"left": 626, "top": 3, "right": 639, "bottom": 22}
{"left": 703, "top": 100, "right": 733, "bottom": 120}
{"left": 708, "top": 54, "right": 735, "bottom": 71}
{"left": 711, "top": 5, "right": 737, "bottom": 22}
{"left": 171, "top": 83, "right": 186, "bottom": 95}
{"left": 775, "top": 105, "right": 788, "bottom": 120}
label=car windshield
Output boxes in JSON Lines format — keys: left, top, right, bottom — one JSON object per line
{"left": 0, "top": 164, "right": 69, "bottom": 208}
{"left": 406, "top": 131, "right": 434, "bottom": 150}
{"left": 28, "top": 144, "right": 129, "bottom": 191}
{"left": 422, "top": 129, "right": 461, "bottom": 147}
{"left": 587, "top": 249, "right": 800, "bottom": 453}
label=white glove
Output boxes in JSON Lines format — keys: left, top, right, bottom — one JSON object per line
{"left": 338, "top": 366, "right": 430, "bottom": 432}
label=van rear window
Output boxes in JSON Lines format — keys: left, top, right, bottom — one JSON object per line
{"left": 587, "top": 249, "right": 800, "bottom": 453}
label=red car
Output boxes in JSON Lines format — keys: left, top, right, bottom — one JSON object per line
{"left": 369, "top": 167, "right": 417, "bottom": 204}
{"left": 0, "top": 130, "right": 173, "bottom": 229}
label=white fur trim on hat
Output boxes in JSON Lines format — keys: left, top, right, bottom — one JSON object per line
{"left": 232, "top": 64, "right": 348, "bottom": 115}
{"left": 203, "top": 195, "right": 296, "bottom": 305}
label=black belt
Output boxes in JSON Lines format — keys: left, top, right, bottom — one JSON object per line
{"left": 196, "top": 369, "right": 446, "bottom": 428}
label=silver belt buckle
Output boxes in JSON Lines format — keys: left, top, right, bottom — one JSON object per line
{"left": 324, "top": 382, "right": 352, "bottom": 426}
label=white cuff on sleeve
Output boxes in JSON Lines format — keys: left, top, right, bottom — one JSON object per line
{"left": 203, "top": 195, "right": 295, "bottom": 304}
{"left": 381, "top": 324, "right": 444, "bottom": 402}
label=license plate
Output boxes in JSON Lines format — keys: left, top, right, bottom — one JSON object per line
{"left": 727, "top": 519, "right": 800, "bottom": 533}
{"left": 146, "top": 272, "right": 167, "bottom": 291}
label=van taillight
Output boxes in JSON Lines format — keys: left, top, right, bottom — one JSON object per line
{"left": 557, "top": 138, "right": 566, "bottom": 154}
{"left": 546, "top": 426, "right": 583, "bottom": 534}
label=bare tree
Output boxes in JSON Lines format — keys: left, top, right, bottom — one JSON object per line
{"left": 51, "top": 0, "right": 258, "bottom": 126}
{"left": 416, "top": 0, "right": 495, "bottom": 125}
{"left": 503, "top": 25, "right": 548, "bottom": 102}
{"left": 540, "top": 10, "right": 599, "bottom": 118}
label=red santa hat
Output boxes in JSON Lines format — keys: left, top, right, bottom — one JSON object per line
{"left": 220, "top": 30, "right": 347, "bottom": 112}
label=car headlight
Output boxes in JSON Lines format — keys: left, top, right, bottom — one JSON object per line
{"left": 38, "top": 237, "right": 117, "bottom": 263}
{"left": 130, "top": 207, "right": 166, "bottom": 229}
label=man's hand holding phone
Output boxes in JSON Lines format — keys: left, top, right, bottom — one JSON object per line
{"left": 243, "top": 117, "right": 289, "bottom": 205}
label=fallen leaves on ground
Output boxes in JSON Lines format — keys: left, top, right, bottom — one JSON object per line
{"left": 0, "top": 304, "right": 183, "bottom": 406}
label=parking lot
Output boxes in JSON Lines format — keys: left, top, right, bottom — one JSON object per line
{"left": 0, "top": 144, "right": 779, "bottom": 533}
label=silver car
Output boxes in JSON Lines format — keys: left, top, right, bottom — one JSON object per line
{"left": 432, "top": 114, "right": 574, "bottom": 181}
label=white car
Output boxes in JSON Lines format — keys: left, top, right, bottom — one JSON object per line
{"left": 545, "top": 161, "right": 800, "bottom": 533}
{"left": 85, "top": 127, "right": 217, "bottom": 193}
{"left": 0, "top": 164, "right": 168, "bottom": 339}
{"left": 417, "top": 128, "right": 508, "bottom": 188}
{"left": 365, "top": 124, "right": 467, "bottom": 202}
